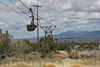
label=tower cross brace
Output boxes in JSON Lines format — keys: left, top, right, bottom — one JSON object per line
{"left": 40, "top": 26, "right": 56, "bottom": 52}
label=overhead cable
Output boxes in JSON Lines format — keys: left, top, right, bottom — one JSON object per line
{"left": 0, "top": 1, "right": 30, "bottom": 20}
{"left": 0, "top": 19, "right": 34, "bottom": 36}
{"left": 19, "top": 0, "right": 63, "bottom": 39}
{"left": 19, "top": 0, "right": 56, "bottom": 26}
{"left": 9, "top": 0, "right": 29, "bottom": 17}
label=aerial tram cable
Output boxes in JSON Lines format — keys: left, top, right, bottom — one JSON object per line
{"left": 9, "top": 0, "right": 37, "bottom": 31}
{"left": 0, "top": 1, "right": 30, "bottom": 21}
{"left": 19, "top": 0, "right": 56, "bottom": 26}
{"left": 0, "top": 0, "right": 63, "bottom": 39}
{"left": 56, "top": 28, "right": 64, "bottom": 39}
{"left": 19, "top": 0, "right": 30, "bottom": 10}
{"left": 19, "top": 0, "right": 63, "bottom": 39}
{"left": 9, "top": 0, "right": 30, "bottom": 18}
{"left": 0, "top": 1, "right": 37, "bottom": 31}
{"left": 0, "top": 19, "right": 34, "bottom": 36}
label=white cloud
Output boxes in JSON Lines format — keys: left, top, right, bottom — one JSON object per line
{"left": 4, "top": 0, "right": 42, "bottom": 12}
{"left": 0, "top": 21, "right": 8, "bottom": 28}
{"left": 90, "top": 13, "right": 100, "bottom": 19}
{"left": 3, "top": 0, "right": 100, "bottom": 13}
{"left": 1, "top": 0, "right": 100, "bottom": 39}
{"left": 64, "top": 17, "right": 68, "bottom": 21}
{"left": 57, "top": 1, "right": 72, "bottom": 11}
{"left": 86, "top": 0, "right": 100, "bottom": 12}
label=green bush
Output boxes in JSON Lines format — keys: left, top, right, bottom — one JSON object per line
{"left": 68, "top": 51, "right": 80, "bottom": 59}
{"left": 0, "top": 29, "right": 12, "bottom": 55}
{"left": 40, "top": 41, "right": 51, "bottom": 58}
{"left": 9, "top": 39, "right": 33, "bottom": 56}
{"left": 39, "top": 35, "right": 54, "bottom": 58}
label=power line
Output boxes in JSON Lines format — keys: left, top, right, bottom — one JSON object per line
{"left": 19, "top": 0, "right": 63, "bottom": 39}
{"left": 19, "top": 0, "right": 56, "bottom": 26}
{"left": 0, "top": 0, "right": 37, "bottom": 27}
{"left": 9, "top": 0, "right": 30, "bottom": 17}
{"left": 0, "top": 1, "right": 30, "bottom": 21}
{"left": 56, "top": 28, "right": 64, "bottom": 39}
{"left": 10, "top": 0, "right": 38, "bottom": 25}
{"left": 19, "top": 0, "right": 29, "bottom": 10}
{"left": 0, "top": 19, "right": 34, "bottom": 36}
{"left": 1, "top": 0, "right": 63, "bottom": 39}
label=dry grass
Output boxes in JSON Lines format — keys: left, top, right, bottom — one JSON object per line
{"left": 0, "top": 51, "right": 100, "bottom": 67}
{"left": 0, "top": 58, "right": 100, "bottom": 67}
{"left": 80, "top": 60, "right": 97, "bottom": 65}
{"left": 70, "top": 63, "right": 80, "bottom": 67}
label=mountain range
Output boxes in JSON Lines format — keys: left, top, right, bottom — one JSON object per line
{"left": 54, "top": 31, "right": 100, "bottom": 38}
{"left": 13, "top": 31, "right": 100, "bottom": 40}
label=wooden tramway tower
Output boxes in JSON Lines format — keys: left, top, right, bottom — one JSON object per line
{"left": 40, "top": 26, "right": 56, "bottom": 53}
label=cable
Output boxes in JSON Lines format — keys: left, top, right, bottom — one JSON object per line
{"left": 0, "top": 1, "right": 59, "bottom": 39}
{"left": 0, "top": 1, "right": 30, "bottom": 21}
{"left": 38, "top": 16, "right": 56, "bottom": 26}
{"left": 18, "top": 0, "right": 63, "bottom": 39}
{"left": 19, "top": 0, "right": 56, "bottom": 26}
{"left": 19, "top": 0, "right": 29, "bottom": 10}
{"left": 0, "top": 1, "right": 38, "bottom": 28}
{"left": 9, "top": 0, "right": 29, "bottom": 17}
{"left": 56, "top": 28, "right": 64, "bottom": 39}
{"left": 19, "top": 0, "right": 64, "bottom": 39}
{"left": 9, "top": 0, "right": 38, "bottom": 25}
{"left": 0, "top": 19, "right": 34, "bottom": 36}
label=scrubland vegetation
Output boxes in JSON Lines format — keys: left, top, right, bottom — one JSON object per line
{"left": 0, "top": 29, "right": 100, "bottom": 67}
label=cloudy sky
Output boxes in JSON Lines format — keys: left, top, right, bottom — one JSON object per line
{"left": 0, "top": 0, "right": 100, "bottom": 39}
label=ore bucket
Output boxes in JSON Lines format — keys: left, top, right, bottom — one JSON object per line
{"left": 26, "top": 24, "right": 37, "bottom": 31}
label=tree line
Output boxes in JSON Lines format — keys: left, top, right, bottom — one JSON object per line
{"left": 0, "top": 29, "right": 99, "bottom": 58}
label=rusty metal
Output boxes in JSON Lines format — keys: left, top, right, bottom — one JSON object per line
{"left": 26, "top": 8, "right": 37, "bottom": 31}
{"left": 27, "top": 24, "right": 37, "bottom": 31}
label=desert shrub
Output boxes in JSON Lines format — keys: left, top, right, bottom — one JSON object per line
{"left": 0, "top": 64, "right": 8, "bottom": 67}
{"left": 68, "top": 51, "right": 80, "bottom": 59}
{"left": 70, "top": 63, "right": 80, "bottom": 67}
{"left": 45, "top": 64, "right": 56, "bottom": 67}
{"left": 0, "top": 42, "right": 3, "bottom": 52}
{"left": 31, "top": 43, "right": 37, "bottom": 51}
{"left": 55, "top": 42, "right": 70, "bottom": 50}
{"left": 80, "top": 60, "right": 97, "bottom": 65}
{"left": 0, "top": 30, "right": 12, "bottom": 56}
{"left": 1, "top": 57, "right": 19, "bottom": 64}
{"left": 9, "top": 39, "right": 33, "bottom": 56}
{"left": 40, "top": 41, "right": 51, "bottom": 58}
{"left": 80, "top": 54, "right": 95, "bottom": 59}
{"left": 48, "top": 53, "right": 53, "bottom": 59}
{"left": 39, "top": 35, "right": 54, "bottom": 58}
{"left": 14, "top": 63, "right": 29, "bottom": 67}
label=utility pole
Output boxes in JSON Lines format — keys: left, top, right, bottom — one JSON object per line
{"left": 33, "top": 4, "right": 42, "bottom": 52}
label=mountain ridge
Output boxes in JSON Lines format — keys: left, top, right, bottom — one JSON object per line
{"left": 54, "top": 31, "right": 100, "bottom": 38}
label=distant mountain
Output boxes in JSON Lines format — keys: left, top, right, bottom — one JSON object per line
{"left": 54, "top": 31, "right": 100, "bottom": 38}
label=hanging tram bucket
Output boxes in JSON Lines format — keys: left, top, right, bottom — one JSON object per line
{"left": 26, "top": 24, "right": 37, "bottom": 31}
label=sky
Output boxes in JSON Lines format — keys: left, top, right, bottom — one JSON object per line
{"left": 0, "top": 0, "right": 100, "bottom": 39}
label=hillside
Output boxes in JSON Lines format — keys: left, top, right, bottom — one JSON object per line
{"left": 55, "top": 31, "right": 100, "bottom": 38}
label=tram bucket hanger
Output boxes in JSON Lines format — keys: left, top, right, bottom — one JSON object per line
{"left": 26, "top": 8, "right": 37, "bottom": 31}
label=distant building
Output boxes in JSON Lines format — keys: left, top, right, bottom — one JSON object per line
{"left": 84, "top": 45, "right": 94, "bottom": 50}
